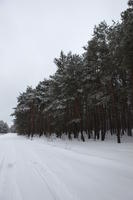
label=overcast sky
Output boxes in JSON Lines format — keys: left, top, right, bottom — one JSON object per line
{"left": 0, "top": 0, "right": 128, "bottom": 126}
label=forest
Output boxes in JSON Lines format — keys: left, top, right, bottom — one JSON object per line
{"left": 12, "top": 0, "right": 133, "bottom": 143}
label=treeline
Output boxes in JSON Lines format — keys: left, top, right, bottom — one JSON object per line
{"left": 13, "top": 1, "right": 133, "bottom": 143}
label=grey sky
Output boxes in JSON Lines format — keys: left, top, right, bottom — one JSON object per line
{"left": 0, "top": 0, "right": 128, "bottom": 126}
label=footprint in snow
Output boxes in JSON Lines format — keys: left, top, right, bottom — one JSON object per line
{"left": 7, "top": 163, "right": 14, "bottom": 168}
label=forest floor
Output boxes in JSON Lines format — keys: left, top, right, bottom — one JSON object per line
{"left": 0, "top": 133, "right": 133, "bottom": 200}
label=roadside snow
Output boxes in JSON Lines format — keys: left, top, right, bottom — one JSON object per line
{"left": 0, "top": 133, "right": 133, "bottom": 200}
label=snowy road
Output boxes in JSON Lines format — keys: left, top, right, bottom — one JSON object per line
{"left": 0, "top": 134, "right": 133, "bottom": 200}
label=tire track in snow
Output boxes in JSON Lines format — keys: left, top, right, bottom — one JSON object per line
{"left": 19, "top": 140, "right": 79, "bottom": 200}
{"left": 31, "top": 160, "right": 78, "bottom": 200}
{"left": 25, "top": 143, "right": 78, "bottom": 200}
{"left": 0, "top": 156, "right": 5, "bottom": 175}
{"left": 0, "top": 142, "right": 23, "bottom": 200}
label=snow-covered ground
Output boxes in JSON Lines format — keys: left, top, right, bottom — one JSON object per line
{"left": 0, "top": 133, "right": 133, "bottom": 200}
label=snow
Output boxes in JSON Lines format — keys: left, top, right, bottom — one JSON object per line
{"left": 0, "top": 133, "right": 133, "bottom": 200}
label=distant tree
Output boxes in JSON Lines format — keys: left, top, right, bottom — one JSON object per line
{"left": 0, "top": 121, "right": 9, "bottom": 133}
{"left": 10, "top": 124, "right": 16, "bottom": 133}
